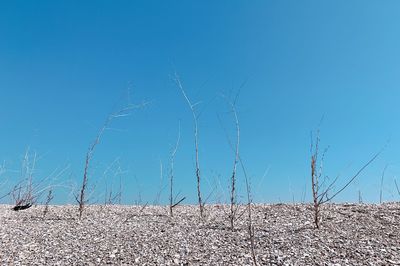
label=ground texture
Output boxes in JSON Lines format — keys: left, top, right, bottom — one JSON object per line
{"left": 0, "top": 203, "right": 399, "bottom": 265}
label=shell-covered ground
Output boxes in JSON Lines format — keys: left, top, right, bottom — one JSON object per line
{"left": 0, "top": 203, "right": 399, "bottom": 265}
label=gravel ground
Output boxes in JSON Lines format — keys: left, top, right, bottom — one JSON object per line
{"left": 0, "top": 203, "right": 399, "bottom": 265}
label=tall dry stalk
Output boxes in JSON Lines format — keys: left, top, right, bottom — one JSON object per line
{"left": 174, "top": 73, "right": 204, "bottom": 217}
{"left": 77, "top": 103, "right": 140, "bottom": 219}
{"left": 310, "top": 128, "right": 382, "bottom": 228}
{"left": 227, "top": 99, "right": 240, "bottom": 230}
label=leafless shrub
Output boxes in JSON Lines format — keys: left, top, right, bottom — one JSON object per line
{"left": 310, "top": 127, "right": 381, "bottom": 229}
{"left": 77, "top": 100, "right": 145, "bottom": 219}
{"left": 174, "top": 73, "right": 204, "bottom": 217}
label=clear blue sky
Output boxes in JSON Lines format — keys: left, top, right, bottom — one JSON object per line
{"left": 1, "top": 1, "right": 399, "bottom": 205}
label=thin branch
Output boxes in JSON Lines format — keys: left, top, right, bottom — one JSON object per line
{"left": 171, "top": 197, "right": 186, "bottom": 208}
{"left": 320, "top": 150, "right": 382, "bottom": 204}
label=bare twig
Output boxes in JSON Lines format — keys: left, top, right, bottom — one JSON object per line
{"left": 320, "top": 151, "right": 382, "bottom": 204}
{"left": 171, "top": 196, "right": 186, "bottom": 209}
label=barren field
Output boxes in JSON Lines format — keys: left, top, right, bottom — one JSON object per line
{"left": 0, "top": 203, "right": 399, "bottom": 265}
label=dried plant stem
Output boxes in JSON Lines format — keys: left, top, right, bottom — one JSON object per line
{"left": 174, "top": 73, "right": 204, "bottom": 217}
{"left": 78, "top": 104, "right": 139, "bottom": 219}
{"left": 310, "top": 127, "right": 382, "bottom": 229}
{"left": 228, "top": 100, "right": 240, "bottom": 231}
{"left": 311, "top": 151, "right": 320, "bottom": 228}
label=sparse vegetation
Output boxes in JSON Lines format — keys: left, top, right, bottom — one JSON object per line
{"left": 0, "top": 91, "right": 396, "bottom": 266}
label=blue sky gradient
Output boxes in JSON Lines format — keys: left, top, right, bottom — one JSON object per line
{"left": 1, "top": 1, "right": 400, "bottom": 204}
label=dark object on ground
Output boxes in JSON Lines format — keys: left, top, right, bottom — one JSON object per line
{"left": 12, "top": 203, "right": 32, "bottom": 211}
